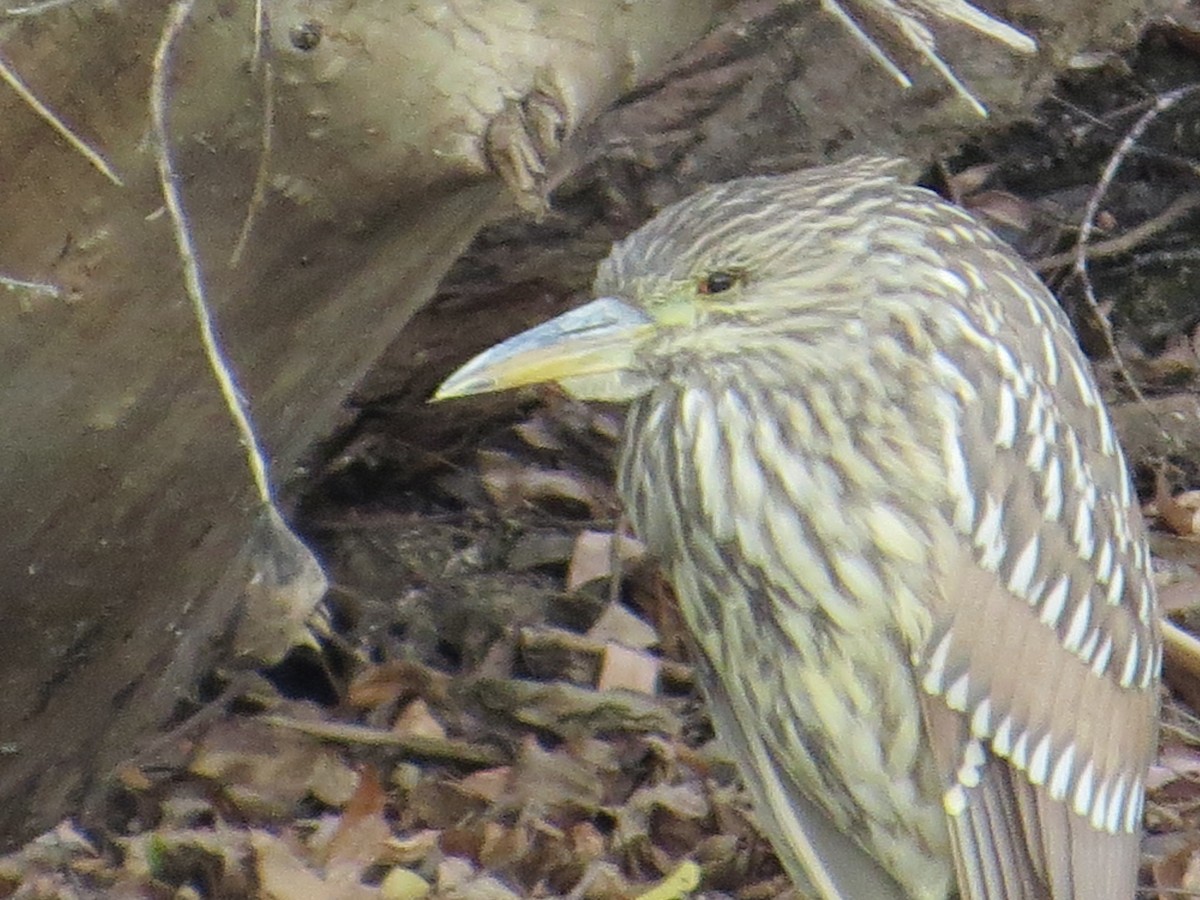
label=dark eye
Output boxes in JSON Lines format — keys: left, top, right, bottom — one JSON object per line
{"left": 698, "top": 271, "right": 739, "bottom": 295}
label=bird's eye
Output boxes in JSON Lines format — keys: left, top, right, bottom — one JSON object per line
{"left": 698, "top": 271, "right": 740, "bottom": 295}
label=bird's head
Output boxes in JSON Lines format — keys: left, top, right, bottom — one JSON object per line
{"left": 434, "top": 159, "right": 911, "bottom": 403}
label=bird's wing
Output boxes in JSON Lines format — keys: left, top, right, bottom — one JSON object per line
{"left": 918, "top": 519, "right": 1157, "bottom": 900}
{"left": 905, "top": 220, "right": 1161, "bottom": 899}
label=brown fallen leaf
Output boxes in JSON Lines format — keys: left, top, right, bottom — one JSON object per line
{"left": 322, "top": 766, "right": 391, "bottom": 879}
{"left": 121, "top": 827, "right": 255, "bottom": 894}
{"left": 1151, "top": 831, "right": 1200, "bottom": 899}
{"left": 598, "top": 643, "right": 660, "bottom": 695}
{"left": 433, "top": 857, "right": 523, "bottom": 898}
{"left": 347, "top": 660, "right": 451, "bottom": 711}
{"left": 1156, "top": 469, "right": 1198, "bottom": 537}
{"left": 383, "top": 828, "right": 441, "bottom": 867}
{"left": 1157, "top": 579, "right": 1200, "bottom": 616}
{"left": 478, "top": 450, "right": 614, "bottom": 518}
{"left": 964, "top": 189, "right": 1036, "bottom": 234}
{"left": 514, "top": 415, "right": 567, "bottom": 451}
{"left": 457, "top": 766, "right": 514, "bottom": 804}
{"left": 567, "top": 530, "right": 646, "bottom": 591}
{"left": 461, "top": 676, "right": 680, "bottom": 739}
{"left": 393, "top": 698, "right": 448, "bottom": 741}
{"left": 478, "top": 821, "right": 530, "bottom": 871}
{"left": 252, "top": 829, "right": 367, "bottom": 900}
{"left": 190, "top": 716, "right": 357, "bottom": 818}
{"left": 586, "top": 601, "right": 658, "bottom": 650}
{"left": 944, "top": 162, "right": 996, "bottom": 202}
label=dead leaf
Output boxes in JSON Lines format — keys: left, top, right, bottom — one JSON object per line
{"left": 1151, "top": 832, "right": 1200, "bottom": 899}
{"left": 348, "top": 661, "right": 451, "bottom": 711}
{"left": 631, "top": 782, "right": 710, "bottom": 822}
{"left": 457, "top": 767, "right": 514, "bottom": 804}
{"left": 190, "top": 718, "right": 356, "bottom": 818}
{"left": 478, "top": 821, "right": 530, "bottom": 871}
{"left": 598, "top": 644, "right": 660, "bottom": 695}
{"left": 309, "top": 751, "right": 362, "bottom": 807}
{"left": 569, "top": 822, "right": 607, "bottom": 864}
{"left": 322, "top": 766, "right": 391, "bottom": 878}
{"left": 514, "top": 416, "right": 566, "bottom": 451}
{"left": 443, "top": 872, "right": 524, "bottom": 899}
{"left": 1156, "top": 470, "right": 1198, "bottom": 537}
{"left": 568, "top": 530, "right": 646, "bottom": 591}
{"left": 383, "top": 829, "right": 441, "bottom": 867}
{"left": 380, "top": 866, "right": 432, "bottom": 900}
{"left": 251, "top": 830, "right": 328, "bottom": 900}
{"left": 1144, "top": 333, "right": 1200, "bottom": 386}
{"left": 121, "top": 827, "right": 254, "bottom": 894}
{"left": 407, "top": 778, "right": 492, "bottom": 828}
{"left": 945, "top": 162, "right": 996, "bottom": 201}
{"left": 1157, "top": 579, "right": 1200, "bottom": 615}
{"left": 465, "top": 676, "right": 679, "bottom": 739}
{"left": 586, "top": 602, "right": 658, "bottom": 650}
{"left": 393, "top": 698, "right": 448, "bottom": 741}
{"left": 964, "top": 189, "right": 1035, "bottom": 234}
{"left": 478, "top": 450, "right": 612, "bottom": 517}
{"left": 507, "top": 737, "right": 606, "bottom": 817}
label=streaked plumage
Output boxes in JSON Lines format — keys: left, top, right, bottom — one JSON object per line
{"left": 435, "top": 157, "right": 1161, "bottom": 899}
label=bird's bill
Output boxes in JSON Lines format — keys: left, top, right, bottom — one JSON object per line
{"left": 432, "top": 297, "right": 654, "bottom": 401}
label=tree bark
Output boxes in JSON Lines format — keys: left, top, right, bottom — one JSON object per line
{"left": 0, "top": 0, "right": 726, "bottom": 844}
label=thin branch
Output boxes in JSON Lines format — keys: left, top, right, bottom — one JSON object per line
{"left": 3, "top": 0, "right": 86, "bottom": 16}
{"left": 1073, "top": 84, "right": 1200, "bottom": 407}
{"left": 1035, "top": 192, "right": 1200, "bottom": 272}
{"left": 0, "top": 273, "right": 60, "bottom": 298}
{"left": 251, "top": 0, "right": 265, "bottom": 71}
{"left": 1163, "top": 619, "right": 1200, "bottom": 688}
{"left": 0, "top": 50, "right": 122, "bottom": 186}
{"left": 820, "top": 0, "right": 912, "bottom": 89}
{"left": 260, "top": 715, "right": 507, "bottom": 766}
{"left": 822, "top": 0, "right": 1037, "bottom": 117}
{"left": 151, "top": 0, "right": 274, "bottom": 506}
{"left": 230, "top": 56, "right": 274, "bottom": 267}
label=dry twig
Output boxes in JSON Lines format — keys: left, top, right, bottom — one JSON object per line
{"left": 1036, "top": 193, "right": 1200, "bottom": 273}
{"left": 0, "top": 49, "right": 122, "bottom": 185}
{"left": 260, "top": 714, "right": 506, "bottom": 767}
{"left": 1164, "top": 619, "right": 1200, "bottom": 690}
{"left": 151, "top": 0, "right": 274, "bottom": 506}
{"left": 824, "top": 0, "right": 1036, "bottom": 116}
{"left": 230, "top": 0, "right": 274, "bottom": 267}
{"left": 1073, "top": 85, "right": 1200, "bottom": 409}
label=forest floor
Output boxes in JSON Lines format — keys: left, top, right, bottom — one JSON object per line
{"left": 9, "top": 21, "right": 1200, "bottom": 900}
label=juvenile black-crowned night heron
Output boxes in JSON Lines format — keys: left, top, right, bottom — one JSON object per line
{"left": 434, "top": 157, "right": 1161, "bottom": 899}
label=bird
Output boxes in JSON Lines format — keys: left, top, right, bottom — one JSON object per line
{"left": 433, "top": 157, "right": 1161, "bottom": 899}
